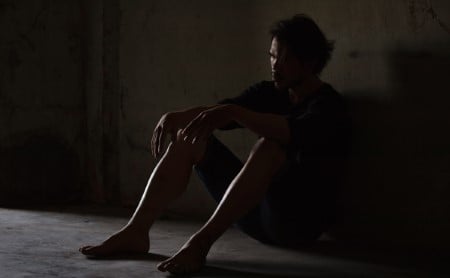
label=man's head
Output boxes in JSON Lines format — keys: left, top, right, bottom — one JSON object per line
{"left": 269, "top": 14, "right": 334, "bottom": 90}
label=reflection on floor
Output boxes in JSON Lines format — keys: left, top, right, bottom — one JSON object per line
{"left": 0, "top": 206, "right": 447, "bottom": 278}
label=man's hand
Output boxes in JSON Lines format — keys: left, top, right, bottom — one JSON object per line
{"left": 151, "top": 112, "right": 187, "bottom": 160}
{"left": 181, "top": 104, "right": 235, "bottom": 144}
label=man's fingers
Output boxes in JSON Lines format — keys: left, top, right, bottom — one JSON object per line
{"left": 151, "top": 128, "right": 158, "bottom": 158}
{"left": 192, "top": 124, "right": 211, "bottom": 144}
{"left": 171, "top": 130, "right": 178, "bottom": 142}
{"left": 196, "top": 125, "right": 211, "bottom": 143}
{"left": 185, "top": 125, "right": 202, "bottom": 143}
{"left": 182, "top": 114, "right": 202, "bottom": 137}
{"left": 153, "top": 127, "right": 162, "bottom": 158}
{"left": 184, "top": 117, "right": 207, "bottom": 143}
{"left": 153, "top": 128, "right": 161, "bottom": 158}
{"left": 157, "top": 128, "right": 167, "bottom": 156}
{"left": 181, "top": 123, "right": 193, "bottom": 137}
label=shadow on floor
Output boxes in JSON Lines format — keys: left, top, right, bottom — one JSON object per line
{"left": 82, "top": 249, "right": 444, "bottom": 278}
{"left": 197, "top": 266, "right": 305, "bottom": 278}
{"left": 80, "top": 233, "right": 450, "bottom": 278}
{"left": 312, "top": 241, "right": 445, "bottom": 266}
{"left": 273, "top": 240, "right": 450, "bottom": 277}
{"left": 10, "top": 205, "right": 449, "bottom": 277}
{"left": 86, "top": 252, "right": 308, "bottom": 277}
{"left": 85, "top": 252, "right": 169, "bottom": 262}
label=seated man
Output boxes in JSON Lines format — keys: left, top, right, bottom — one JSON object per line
{"left": 79, "top": 14, "right": 351, "bottom": 275}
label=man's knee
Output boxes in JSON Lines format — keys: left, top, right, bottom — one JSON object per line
{"left": 250, "top": 137, "right": 287, "bottom": 164}
{"left": 169, "top": 129, "right": 210, "bottom": 163}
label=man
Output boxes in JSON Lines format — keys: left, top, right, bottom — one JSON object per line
{"left": 79, "top": 14, "right": 351, "bottom": 275}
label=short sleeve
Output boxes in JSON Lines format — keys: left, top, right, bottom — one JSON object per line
{"left": 216, "top": 81, "right": 275, "bottom": 130}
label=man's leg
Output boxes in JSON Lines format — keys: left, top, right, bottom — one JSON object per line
{"left": 79, "top": 129, "right": 210, "bottom": 256}
{"left": 194, "top": 135, "right": 273, "bottom": 244}
{"left": 259, "top": 167, "right": 328, "bottom": 249}
{"left": 157, "top": 137, "right": 287, "bottom": 274}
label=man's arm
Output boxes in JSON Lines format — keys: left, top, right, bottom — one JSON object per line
{"left": 229, "top": 104, "right": 291, "bottom": 146}
{"left": 175, "top": 104, "right": 222, "bottom": 122}
{"left": 152, "top": 104, "right": 224, "bottom": 159}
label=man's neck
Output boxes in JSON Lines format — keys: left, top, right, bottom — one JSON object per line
{"left": 288, "top": 76, "right": 324, "bottom": 106}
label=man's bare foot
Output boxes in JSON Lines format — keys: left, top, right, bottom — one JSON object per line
{"left": 157, "top": 236, "right": 212, "bottom": 275}
{"left": 79, "top": 226, "right": 149, "bottom": 257}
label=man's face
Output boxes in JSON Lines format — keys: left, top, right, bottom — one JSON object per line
{"left": 269, "top": 37, "right": 307, "bottom": 90}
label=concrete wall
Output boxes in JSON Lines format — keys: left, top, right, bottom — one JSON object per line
{"left": 0, "top": 0, "right": 85, "bottom": 204}
{"left": 2, "top": 0, "right": 449, "bottom": 249}
{"left": 118, "top": 0, "right": 450, "bottom": 249}
{"left": 118, "top": 0, "right": 266, "bottom": 215}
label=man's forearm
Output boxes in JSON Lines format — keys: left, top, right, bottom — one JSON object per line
{"left": 229, "top": 104, "right": 291, "bottom": 145}
{"left": 175, "top": 104, "right": 221, "bottom": 122}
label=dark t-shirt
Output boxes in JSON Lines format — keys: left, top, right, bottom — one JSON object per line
{"left": 216, "top": 80, "right": 351, "bottom": 214}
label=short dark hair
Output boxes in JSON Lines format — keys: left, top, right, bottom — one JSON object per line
{"left": 270, "top": 14, "right": 334, "bottom": 74}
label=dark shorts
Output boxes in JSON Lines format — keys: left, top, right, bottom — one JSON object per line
{"left": 193, "top": 135, "right": 333, "bottom": 248}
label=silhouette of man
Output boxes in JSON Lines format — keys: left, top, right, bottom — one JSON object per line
{"left": 80, "top": 14, "right": 351, "bottom": 275}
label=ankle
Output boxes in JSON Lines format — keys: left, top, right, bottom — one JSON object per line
{"left": 124, "top": 222, "right": 151, "bottom": 235}
{"left": 189, "top": 232, "right": 216, "bottom": 251}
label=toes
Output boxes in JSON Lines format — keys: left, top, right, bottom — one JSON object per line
{"left": 156, "top": 263, "right": 164, "bottom": 271}
{"left": 80, "top": 245, "right": 102, "bottom": 256}
{"left": 158, "top": 260, "right": 185, "bottom": 274}
{"left": 157, "top": 260, "right": 170, "bottom": 272}
{"left": 79, "top": 246, "right": 92, "bottom": 254}
{"left": 165, "top": 262, "right": 176, "bottom": 272}
{"left": 79, "top": 245, "right": 91, "bottom": 251}
{"left": 167, "top": 262, "right": 185, "bottom": 275}
{"left": 157, "top": 259, "right": 200, "bottom": 275}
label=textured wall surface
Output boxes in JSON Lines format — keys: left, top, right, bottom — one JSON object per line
{"left": 0, "top": 0, "right": 85, "bottom": 204}
{"left": 1, "top": 0, "right": 449, "bottom": 249}
{"left": 118, "top": 0, "right": 450, "bottom": 248}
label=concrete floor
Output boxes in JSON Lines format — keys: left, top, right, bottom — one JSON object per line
{"left": 0, "top": 206, "right": 448, "bottom": 278}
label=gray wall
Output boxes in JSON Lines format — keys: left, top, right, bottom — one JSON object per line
{"left": 118, "top": 0, "right": 450, "bottom": 249}
{"left": 1, "top": 0, "right": 449, "bottom": 249}
{"left": 0, "top": 0, "right": 85, "bottom": 204}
